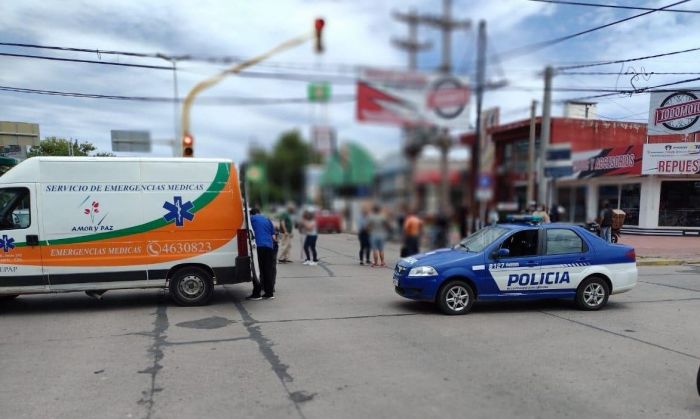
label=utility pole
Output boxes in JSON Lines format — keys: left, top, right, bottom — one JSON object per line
{"left": 392, "top": 10, "right": 431, "bottom": 211}
{"left": 526, "top": 99, "right": 538, "bottom": 205}
{"left": 538, "top": 66, "right": 554, "bottom": 206}
{"left": 470, "top": 20, "right": 487, "bottom": 230}
{"left": 421, "top": 0, "right": 471, "bottom": 215}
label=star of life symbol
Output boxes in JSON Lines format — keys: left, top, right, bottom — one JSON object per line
{"left": 0, "top": 235, "right": 15, "bottom": 252}
{"left": 163, "top": 196, "right": 194, "bottom": 227}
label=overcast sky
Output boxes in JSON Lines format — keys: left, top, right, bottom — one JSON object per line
{"left": 2, "top": 0, "right": 700, "bottom": 163}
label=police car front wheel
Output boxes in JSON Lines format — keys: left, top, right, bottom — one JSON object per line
{"left": 576, "top": 276, "right": 610, "bottom": 310}
{"left": 437, "top": 280, "right": 475, "bottom": 315}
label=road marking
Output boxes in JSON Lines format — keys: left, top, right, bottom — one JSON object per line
{"left": 540, "top": 310, "right": 700, "bottom": 361}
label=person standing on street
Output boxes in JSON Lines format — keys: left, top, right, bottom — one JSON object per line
{"left": 368, "top": 204, "right": 390, "bottom": 267}
{"left": 278, "top": 204, "right": 295, "bottom": 263}
{"left": 403, "top": 210, "right": 423, "bottom": 257}
{"left": 358, "top": 207, "right": 371, "bottom": 265}
{"left": 599, "top": 201, "right": 613, "bottom": 243}
{"left": 247, "top": 208, "right": 277, "bottom": 300}
{"left": 533, "top": 204, "right": 551, "bottom": 223}
{"left": 302, "top": 211, "right": 319, "bottom": 266}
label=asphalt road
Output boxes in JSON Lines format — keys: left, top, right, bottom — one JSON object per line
{"left": 1, "top": 234, "right": 699, "bottom": 419}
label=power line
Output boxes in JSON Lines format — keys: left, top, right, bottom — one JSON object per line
{"left": 0, "top": 41, "right": 171, "bottom": 59}
{"left": 554, "top": 74, "right": 700, "bottom": 102}
{"left": 528, "top": 0, "right": 700, "bottom": 14}
{"left": 0, "top": 84, "right": 356, "bottom": 105}
{"left": 498, "top": 0, "right": 689, "bottom": 59}
{"left": 555, "top": 45, "right": 700, "bottom": 70}
{"left": 0, "top": 51, "right": 173, "bottom": 70}
{"left": 558, "top": 71, "right": 700, "bottom": 76}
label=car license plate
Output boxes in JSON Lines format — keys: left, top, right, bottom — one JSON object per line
{"left": 393, "top": 277, "right": 399, "bottom": 287}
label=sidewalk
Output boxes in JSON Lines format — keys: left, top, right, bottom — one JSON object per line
{"left": 618, "top": 234, "right": 700, "bottom": 266}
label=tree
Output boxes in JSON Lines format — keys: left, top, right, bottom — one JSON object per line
{"left": 27, "top": 137, "right": 115, "bottom": 157}
{"left": 247, "top": 130, "right": 320, "bottom": 207}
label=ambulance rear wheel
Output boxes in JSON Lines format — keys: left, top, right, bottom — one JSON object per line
{"left": 576, "top": 276, "right": 609, "bottom": 310}
{"left": 169, "top": 267, "right": 214, "bottom": 306}
{"left": 0, "top": 294, "right": 18, "bottom": 301}
{"left": 437, "top": 280, "right": 475, "bottom": 315}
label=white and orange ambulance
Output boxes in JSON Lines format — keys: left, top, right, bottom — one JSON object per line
{"left": 0, "top": 157, "right": 252, "bottom": 305}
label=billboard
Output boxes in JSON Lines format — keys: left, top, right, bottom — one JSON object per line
{"left": 648, "top": 90, "right": 700, "bottom": 135}
{"left": 642, "top": 142, "right": 700, "bottom": 175}
{"left": 111, "top": 130, "right": 151, "bottom": 152}
{"left": 544, "top": 144, "right": 573, "bottom": 178}
{"left": 310, "top": 125, "right": 336, "bottom": 156}
{"left": 356, "top": 68, "right": 469, "bottom": 129}
{"left": 564, "top": 145, "right": 642, "bottom": 179}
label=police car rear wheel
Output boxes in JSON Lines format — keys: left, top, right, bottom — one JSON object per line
{"left": 437, "top": 281, "right": 475, "bottom": 315}
{"left": 169, "top": 267, "right": 214, "bottom": 306}
{"left": 576, "top": 277, "right": 609, "bottom": 310}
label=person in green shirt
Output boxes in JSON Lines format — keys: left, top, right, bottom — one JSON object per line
{"left": 278, "top": 204, "right": 295, "bottom": 263}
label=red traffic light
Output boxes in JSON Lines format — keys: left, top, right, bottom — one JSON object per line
{"left": 314, "top": 18, "right": 325, "bottom": 54}
{"left": 182, "top": 133, "right": 194, "bottom": 157}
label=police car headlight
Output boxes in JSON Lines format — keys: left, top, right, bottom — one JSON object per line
{"left": 408, "top": 266, "right": 438, "bottom": 277}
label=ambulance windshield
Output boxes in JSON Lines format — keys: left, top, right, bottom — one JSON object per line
{"left": 456, "top": 226, "right": 509, "bottom": 253}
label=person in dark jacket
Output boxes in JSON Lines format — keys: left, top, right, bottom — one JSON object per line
{"left": 247, "top": 208, "right": 277, "bottom": 300}
{"left": 599, "top": 201, "right": 613, "bottom": 243}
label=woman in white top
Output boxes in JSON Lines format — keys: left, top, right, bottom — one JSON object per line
{"left": 302, "top": 211, "right": 319, "bottom": 265}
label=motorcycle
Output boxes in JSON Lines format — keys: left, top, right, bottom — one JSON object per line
{"left": 581, "top": 221, "right": 620, "bottom": 243}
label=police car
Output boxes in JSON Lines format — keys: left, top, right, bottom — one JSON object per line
{"left": 393, "top": 216, "right": 637, "bottom": 315}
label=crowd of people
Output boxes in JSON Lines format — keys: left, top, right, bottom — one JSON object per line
{"left": 245, "top": 199, "right": 617, "bottom": 300}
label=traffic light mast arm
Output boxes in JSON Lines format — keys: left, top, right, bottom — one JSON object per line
{"left": 181, "top": 23, "right": 323, "bottom": 143}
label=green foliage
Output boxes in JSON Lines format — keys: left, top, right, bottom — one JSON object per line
{"left": 247, "top": 130, "right": 320, "bottom": 207}
{"left": 27, "top": 137, "right": 114, "bottom": 157}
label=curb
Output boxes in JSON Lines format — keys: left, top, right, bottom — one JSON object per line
{"left": 637, "top": 259, "right": 700, "bottom": 266}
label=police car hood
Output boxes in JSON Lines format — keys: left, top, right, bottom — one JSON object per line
{"left": 400, "top": 247, "right": 480, "bottom": 267}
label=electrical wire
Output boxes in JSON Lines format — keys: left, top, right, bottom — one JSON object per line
{"left": 498, "top": 0, "right": 689, "bottom": 60}
{"left": 528, "top": 0, "right": 700, "bottom": 14}
{"left": 0, "top": 85, "right": 356, "bottom": 105}
{"left": 555, "top": 45, "right": 700, "bottom": 70}
{"left": 558, "top": 71, "right": 700, "bottom": 76}
{"left": 0, "top": 52, "right": 173, "bottom": 70}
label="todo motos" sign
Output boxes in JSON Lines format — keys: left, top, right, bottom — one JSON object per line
{"left": 648, "top": 90, "right": 700, "bottom": 135}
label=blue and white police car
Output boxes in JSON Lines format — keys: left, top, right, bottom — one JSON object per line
{"left": 393, "top": 216, "right": 637, "bottom": 315}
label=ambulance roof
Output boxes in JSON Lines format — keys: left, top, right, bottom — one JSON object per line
{"left": 0, "top": 157, "right": 233, "bottom": 184}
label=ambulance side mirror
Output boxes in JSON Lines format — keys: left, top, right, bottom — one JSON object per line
{"left": 493, "top": 248, "right": 510, "bottom": 259}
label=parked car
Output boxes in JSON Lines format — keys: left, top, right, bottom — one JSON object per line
{"left": 316, "top": 210, "right": 342, "bottom": 233}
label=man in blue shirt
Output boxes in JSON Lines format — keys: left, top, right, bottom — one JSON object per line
{"left": 247, "top": 208, "right": 277, "bottom": 300}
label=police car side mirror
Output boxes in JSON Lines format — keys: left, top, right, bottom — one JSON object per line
{"left": 493, "top": 248, "right": 510, "bottom": 259}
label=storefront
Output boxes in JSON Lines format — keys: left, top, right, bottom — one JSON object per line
{"left": 468, "top": 116, "right": 700, "bottom": 235}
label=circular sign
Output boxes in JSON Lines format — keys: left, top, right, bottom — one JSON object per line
{"left": 660, "top": 91, "right": 700, "bottom": 131}
{"left": 429, "top": 77, "right": 468, "bottom": 120}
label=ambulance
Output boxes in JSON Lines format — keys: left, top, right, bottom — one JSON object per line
{"left": 0, "top": 157, "right": 252, "bottom": 305}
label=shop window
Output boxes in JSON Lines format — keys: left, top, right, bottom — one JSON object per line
{"left": 556, "top": 186, "right": 587, "bottom": 223}
{"left": 598, "top": 185, "right": 619, "bottom": 211}
{"left": 658, "top": 181, "right": 700, "bottom": 227}
{"left": 620, "top": 183, "right": 640, "bottom": 226}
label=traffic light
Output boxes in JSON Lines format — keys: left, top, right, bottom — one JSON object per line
{"left": 182, "top": 133, "right": 194, "bottom": 157}
{"left": 314, "top": 18, "right": 325, "bottom": 53}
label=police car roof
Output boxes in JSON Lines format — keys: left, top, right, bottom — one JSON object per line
{"left": 496, "top": 222, "right": 581, "bottom": 230}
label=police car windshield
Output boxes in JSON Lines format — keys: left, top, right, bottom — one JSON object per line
{"left": 456, "top": 226, "right": 509, "bottom": 252}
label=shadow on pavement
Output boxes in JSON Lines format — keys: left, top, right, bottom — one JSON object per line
{"left": 390, "top": 298, "right": 630, "bottom": 316}
{"left": 0, "top": 287, "right": 248, "bottom": 316}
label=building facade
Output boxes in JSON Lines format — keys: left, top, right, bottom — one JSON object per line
{"left": 463, "top": 117, "right": 699, "bottom": 235}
